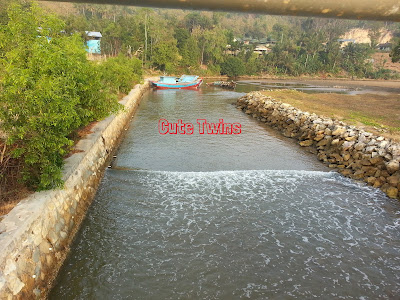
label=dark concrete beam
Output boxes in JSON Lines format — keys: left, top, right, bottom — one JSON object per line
{"left": 42, "top": 0, "right": 400, "bottom": 22}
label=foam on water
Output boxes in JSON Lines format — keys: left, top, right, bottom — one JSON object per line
{"left": 51, "top": 169, "right": 400, "bottom": 299}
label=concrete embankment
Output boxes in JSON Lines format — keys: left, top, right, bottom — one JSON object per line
{"left": 0, "top": 80, "right": 152, "bottom": 299}
{"left": 237, "top": 91, "right": 400, "bottom": 200}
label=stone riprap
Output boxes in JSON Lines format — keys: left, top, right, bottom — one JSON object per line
{"left": 0, "top": 80, "right": 152, "bottom": 299}
{"left": 237, "top": 91, "right": 400, "bottom": 200}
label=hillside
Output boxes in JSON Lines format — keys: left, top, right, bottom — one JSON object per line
{"left": 341, "top": 28, "right": 393, "bottom": 45}
{"left": 38, "top": 1, "right": 77, "bottom": 15}
{"left": 372, "top": 52, "right": 400, "bottom": 73}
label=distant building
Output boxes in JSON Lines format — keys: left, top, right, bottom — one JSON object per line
{"left": 253, "top": 45, "right": 271, "bottom": 55}
{"left": 85, "top": 31, "right": 102, "bottom": 54}
{"left": 337, "top": 38, "right": 356, "bottom": 48}
{"left": 258, "top": 38, "right": 277, "bottom": 47}
{"left": 36, "top": 27, "right": 52, "bottom": 42}
{"left": 227, "top": 37, "right": 276, "bottom": 56}
{"left": 235, "top": 37, "right": 277, "bottom": 45}
{"left": 376, "top": 43, "right": 392, "bottom": 51}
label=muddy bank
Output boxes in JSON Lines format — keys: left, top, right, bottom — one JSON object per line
{"left": 237, "top": 78, "right": 400, "bottom": 94}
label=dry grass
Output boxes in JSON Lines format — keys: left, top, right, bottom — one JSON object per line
{"left": 372, "top": 53, "right": 400, "bottom": 73}
{"left": 70, "top": 121, "right": 97, "bottom": 143}
{"left": 0, "top": 141, "right": 33, "bottom": 217}
{"left": 0, "top": 199, "right": 20, "bottom": 217}
{"left": 38, "top": 1, "right": 77, "bottom": 15}
{"left": 261, "top": 89, "right": 400, "bottom": 140}
{"left": 0, "top": 121, "right": 99, "bottom": 217}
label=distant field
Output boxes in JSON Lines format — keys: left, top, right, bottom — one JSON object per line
{"left": 261, "top": 89, "right": 400, "bottom": 140}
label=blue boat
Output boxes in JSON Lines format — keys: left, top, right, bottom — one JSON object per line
{"left": 151, "top": 75, "right": 203, "bottom": 89}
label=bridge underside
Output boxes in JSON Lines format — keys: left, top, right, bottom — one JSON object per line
{"left": 42, "top": 0, "right": 400, "bottom": 22}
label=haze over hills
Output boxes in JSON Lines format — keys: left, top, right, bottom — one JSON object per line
{"left": 341, "top": 28, "right": 393, "bottom": 45}
{"left": 38, "top": 1, "right": 398, "bottom": 41}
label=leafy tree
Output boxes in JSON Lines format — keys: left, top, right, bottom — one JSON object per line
{"left": 320, "top": 41, "right": 342, "bottom": 73}
{"left": 390, "top": 40, "right": 400, "bottom": 63}
{"left": 0, "top": 3, "right": 124, "bottom": 189}
{"left": 212, "top": 12, "right": 225, "bottom": 26}
{"left": 152, "top": 39, "right": 180, "bottom": 72}
{"left": 116, "top": 16, "right": 143, "bottom": 56}
{"left": 101, "top": 21, "right": 123, "bottom": 55}
{"left": 202, "top": 28, "right": 227, "bottom": 65}
{"left": 184, "top": 12, "right": 212, "bottom": 32}
{"left": 180, "top": 36, "right": 200, "bottom": 67}
{"left": 0, "top": 0, "right": 10, "bottom": 25}
{"left": 99, "top": 54, "right": 142, "bottom": 93}
{"left": 174, "top": 27, "right": 190, "bottom": 50}
{"left": 271, "top": 23, "right": 286, "bottom": 43}
{"left": 245, "top": 52, "right": 262, "bottom": 75}
{"left": 297, "top": 32, "right": 324, "bottom": 74}
{"left": 15, "top": 1, "right": 394, "bottom": 78}
{"left": 191, "top": 26, "right": 227, "bottom": 66}
{"left": 341, "top": 43, "right": 373, "bottom": 78}
{"left": 367, "top": 23, "right": 382, "bottom": 48}
{"left": 265, "top": 41, "right": 298, "bottom": 75}
{"left": 64, "top": 15, "right": 88, "bottom": 35}
{"left": 221, "top": 56, "right": 245, "bottom": 77}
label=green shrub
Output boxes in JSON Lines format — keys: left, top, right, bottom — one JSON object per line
{"left": 390, "top": 40, "right": 400, "bottom": 63}
{"left": 99, "top": 54, "right": 142, "bottom": 94}
{"left": 221, "top": 57, "right": 245, "bottom": 78}
{"left": 0, "top": 3, "right": 124, "bottom": 190}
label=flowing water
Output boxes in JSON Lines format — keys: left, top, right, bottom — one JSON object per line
{"left": 50, "top": 82, "right": 400, "bottom": 299}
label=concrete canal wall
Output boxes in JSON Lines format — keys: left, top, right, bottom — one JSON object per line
{"left": 0, "top": 80, "right": 152, "bottom": 299}
{"left": 237, "top": 91, "right": 400, "bottom": 200}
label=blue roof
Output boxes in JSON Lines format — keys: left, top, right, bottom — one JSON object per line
{"left": 85, "top": 31, "right": 102, "bottom": 38}
{"left": 337, "top": 39, "right": 355, "bottom": 42}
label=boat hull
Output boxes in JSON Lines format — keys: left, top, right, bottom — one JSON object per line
{"left": 152, "top": 79, "right": 203, "bottom": 89}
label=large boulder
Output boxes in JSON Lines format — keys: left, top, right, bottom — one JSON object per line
{"left": 386, "top": 160, "right": 400, "bottom": 174}
{"left": 386, "top": 186, "right": 398, "bottom": 199}
{"left": 299, "top": 140, "right": 313, "bottom": 147}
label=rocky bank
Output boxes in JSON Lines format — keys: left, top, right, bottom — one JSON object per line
{"left": 237, "top": 91, "right": 400, "bottom": 200}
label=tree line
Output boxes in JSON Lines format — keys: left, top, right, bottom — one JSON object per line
{"left": 0, "top": 1, "right": 142, "bottom": 196}
{"left": 54, "top": 3, "right": 400, "bottom": 79}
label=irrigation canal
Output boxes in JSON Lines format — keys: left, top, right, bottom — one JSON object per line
{"left": 50, "top": 81, "right": 400, "bottom": 299}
